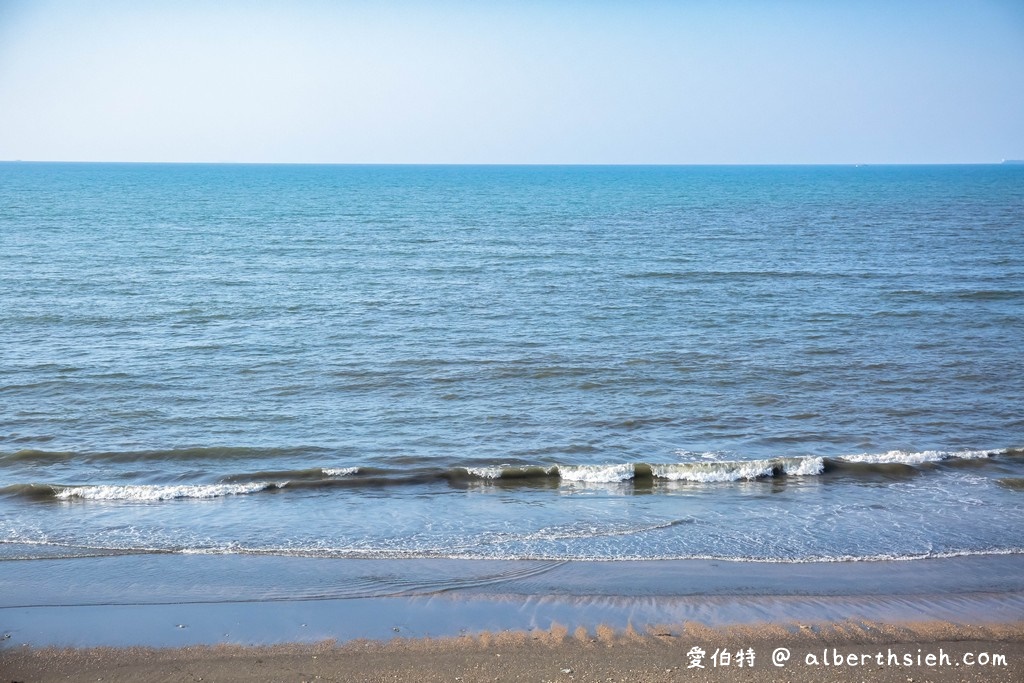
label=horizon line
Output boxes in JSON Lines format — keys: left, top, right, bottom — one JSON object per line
{"left": 1, "top": 160, "right": 1020, "bottom": 167}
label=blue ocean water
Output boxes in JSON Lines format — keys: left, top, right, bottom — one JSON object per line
{"left": 1, "top": 163, "right": 1022, "bottom": 562}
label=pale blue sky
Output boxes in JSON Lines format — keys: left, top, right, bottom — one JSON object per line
{"left": 1, "top": 0, "right": 1022, "bottom": 163}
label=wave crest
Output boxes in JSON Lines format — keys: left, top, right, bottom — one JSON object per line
{"left": 557, "top": 464, "right": 635, "bottom": 482}
{"left": 53, "top": 482, "right": 278, "bottom": 501}
{"left": 838, "top": 449, "right": 1000, "bottom": 465}
{"left": 652, "top": 457, "right": 824, "bottom": 482}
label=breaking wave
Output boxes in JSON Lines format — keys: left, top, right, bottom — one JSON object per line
{"left": 52, "top": 482, "right": 281, "bottom": 501}
{"left": 1, "top": 448, "right": 1014, "bottom": 503}
{"left": 0, "top": 482, "right": 282, "bottom": 501}
{"left": 836, "top": 449, "right": 998, "bottom": 465}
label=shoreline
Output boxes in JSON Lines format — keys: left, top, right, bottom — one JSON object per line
{"left": 4, "top": 554, "right": 1023, "bottom": 680}
{"left": 3, "top": 553, "right": 1024, "bottom": 646}
{"left": 2, "top": 552, "right": 1024, "bottom": 643}
{"left": 4, "top": 621, "right": 1023, "bottom": 682}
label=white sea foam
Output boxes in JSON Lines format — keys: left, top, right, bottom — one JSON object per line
{"left": 512, "top": 519, "right": 682, "bottom": 542}
{"left": 673, "top": 449, "right": 730, "bottom": 461}
{"left": 783, "top": 456, "right": 826, "bottom": 476}
{"left": 557, "top": 463, "right": 635, "bottom": 482}
{"left": 466, "top": 466, "right": 505, "bottom": 479}
{"left": 321, "top": 467, "right": 359, "bottom": 477}
{"left": 54, "top": 482, "right": 275, "bottom": 501}
{"left": 651, "top": 457, "right": 823, "bottom": 482}
{"left": 838, "top": 449, "right": 999, "bottom": 465}
{"left": 652, "top": 461, "right": 772, "bottom": 482}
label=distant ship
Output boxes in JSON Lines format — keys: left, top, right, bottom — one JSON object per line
{"left": 1001, "top": 159, "right": 1024, "bottom": 164}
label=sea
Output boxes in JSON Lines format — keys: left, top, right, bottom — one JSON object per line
{"left": 2, "top": 163, "right": 1023, "bottom": 567}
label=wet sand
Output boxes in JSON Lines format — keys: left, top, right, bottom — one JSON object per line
{"left": 3, "top": 554, "right": 1024, "bottom": 680}
{"left": 4, "top": 553, "right": 1024, "bottom": 647}
{"left": 4, "top": 621, "right": 1023, "bottom": 682}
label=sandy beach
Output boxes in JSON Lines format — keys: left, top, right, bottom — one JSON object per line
{"left": 3, "top": 555, "right": 1024, "bottom": 682}
{"left": 5, "top": 621, "right": 1023, "bottom": 682}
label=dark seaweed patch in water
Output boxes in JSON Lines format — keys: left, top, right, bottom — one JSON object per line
{"left": 997, "top": 477, "right": 1024, "bottom": 491}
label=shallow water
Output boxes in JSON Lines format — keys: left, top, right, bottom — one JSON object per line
{"left": 1, "top": 163, "right": 1022, "bottom": 562}
{"left": 4, "top": 554, "right": 1024, "bottom": 647}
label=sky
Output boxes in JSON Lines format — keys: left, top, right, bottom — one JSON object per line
{"left": 0, "top": 0, "right": 1022, "bottom": 164}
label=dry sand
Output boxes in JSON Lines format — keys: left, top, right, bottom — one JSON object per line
{"left": 4, "top": 620, "right": 1023, "bottom": 683}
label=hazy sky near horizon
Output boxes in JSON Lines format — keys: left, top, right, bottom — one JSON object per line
{"left": 1, "top": 0, "right": 1022, "bottom": 164}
